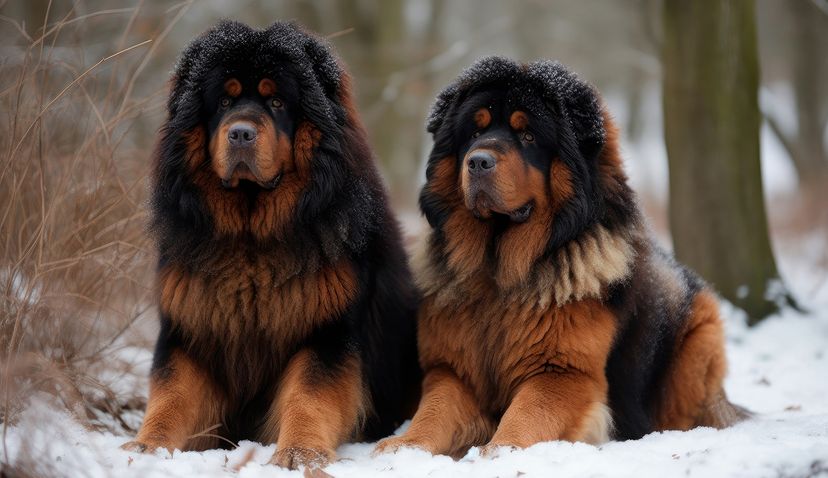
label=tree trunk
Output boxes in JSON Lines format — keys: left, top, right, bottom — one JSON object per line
{"left": 790, "top": 0, "right": 828, "bottom": 189}
{"left": 662, "top": 0, "right": 790, "bottom": 324}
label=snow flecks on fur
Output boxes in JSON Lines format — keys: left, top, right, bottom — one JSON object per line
{"left": 426, "top": 56, "right": 605, "bottom": 154}
{"left": 169, "top": 20, "right": 344, "bottom": 131}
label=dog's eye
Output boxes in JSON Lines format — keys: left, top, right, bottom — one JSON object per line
{"left": 522, "top": 132, "right": 535, "bottom": 143}
{"left": 270, "top": 98, "right": 284, "bottom": 109}
{"left": 220, "top": 97, "right": 231, "bottom": 108}
{"left": 471, "top": 131, "right": 481, "bottom": 139}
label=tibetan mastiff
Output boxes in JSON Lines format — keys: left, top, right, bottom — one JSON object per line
{"left": 121, "top": 21, "right": 420, "bottom": 469}
{"left": 375, "top": 57, "right": 747, "bottom": 457}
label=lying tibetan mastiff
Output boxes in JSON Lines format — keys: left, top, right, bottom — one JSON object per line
{"left": 375, "top": 57, "right": 748, "bottom": 457}
{"left": 121, "top": 21, "right": 420, "bottom": 469}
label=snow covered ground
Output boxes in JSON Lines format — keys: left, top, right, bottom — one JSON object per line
{"left": 4, "top": 200, "right": 828, "bottom": 478}
{"left": 5, "top": 256, "right": 827, "bottom": 478}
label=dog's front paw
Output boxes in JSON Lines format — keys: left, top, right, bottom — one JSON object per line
{"left": 479, "top": 442, "right": 518, "bottom": 458}
{"left": 120, "top": 440, "right": 150, "bottom": 453}
{"left": 270, "top": 446, "right": 333, "bottom": 470}
{"left": 372, "top": 436, "right": 430, "bottom": 457}
{"left": 120, "top": 438, "right": 174, "bottom": 455}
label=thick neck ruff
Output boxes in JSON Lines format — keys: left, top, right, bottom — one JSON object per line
{"left": 416, "top": 223, "right": 638, "bottom": 310}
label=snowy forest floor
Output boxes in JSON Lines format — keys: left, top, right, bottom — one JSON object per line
{"left": 3, "top": 231, "right": 827, "bottom": 478}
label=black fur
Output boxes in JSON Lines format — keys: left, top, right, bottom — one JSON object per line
{"left": 424, "top": 56, "right": 721, "bottom": 440}
{"left": 422, "top": 56, "right": 631, "bottom": 254}
{"left": 147, "top": 20, "right": 420, "bottom": 444}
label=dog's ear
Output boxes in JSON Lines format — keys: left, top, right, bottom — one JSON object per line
{"left": 528, "top": 60, "right": 605, "bottom": 167}
{"left": 421, "top": 57, "right": 523, "bottom": 229}
{"left": 168, "top": 20, "right": 256, "bottom": 131}
{"left": 427, "top": 56, "right": 521, "bottom": 138}
{"left": 527, "top": 61, "right": 608, "bottom": 250}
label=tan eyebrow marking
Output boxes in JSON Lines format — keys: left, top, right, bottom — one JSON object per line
{"left": 474, "top": 108, "right": 491, "bottom": 129}
{"left": 510, "top": 111, "right": 529, "bottom": 130}
{"left": 258, "top": 78, "right": 276, "bottom": 97}
{"left": 224, "top": 78, "right": 242, "bottom": 97}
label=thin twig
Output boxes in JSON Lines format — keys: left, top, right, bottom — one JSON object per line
{"left": 3, "top": 39, "right": 152, "bottom": 180}
{"left": 326, "top": 27, "right": 355, "bottom": 40}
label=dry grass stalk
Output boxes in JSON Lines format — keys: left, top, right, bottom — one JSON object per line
{"left": 0, "top": 3, "right": 192, "bottom": 472}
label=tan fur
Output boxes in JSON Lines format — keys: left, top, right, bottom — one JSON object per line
{"left": 250, "top": 120, "right": 319, "bottom": 240}
{"left": 186, "top": 116, "right": 319, "bottom": 239}
{"left": 208, "top": 114, "right": 289, "bottom": 188}
{"left": 429, "top": 156, "right": 459, "bottom": 199}
{"left": 483, "top": 369, "right": 609, "bottom": 451}
{"left": 254, "top": 119, "right": 288, "bottom": 180}
{"left": 474, "top": 108, "right": 492, "bottom": 129}
{"left": 597, "top": 111, "right": 631, "bottom": 197}
{"left": 533, "top": 225, "right": 636, "bottom": 306}
{"left": 385, "top": 292, "right": 617, "bottom": 456}
{"left": 182, "top": 127, "right": 207, "bottom": 172}
{"left": 224, "top": 78, "right": 242, "bottom": 97}
{"left": 387, "top": 100, "right": 739, "bottom": 460}
{"left": 460, "top": 148, "right": 541, "bottom": 216}
{"left": 189, "top": 163, "right": 247, "bottom": 235}
{"left": 416, "top": 224, "right": 635, "bottom": 311}
{"left": 495, "top": 205, "right": 551, "bottom": 288}
{"left": 375, "top": 367, "right": 494, "bottom": 458}
{"left": 656, "top": 290, "right": 730, "bottom": 430}
{"left": 572, "top": 402, "right": 613, "bottom": 445}
{"left": 124, "top": 351, "right": 224, "bottom": 453}
{"left": 262, "top": 350, "right": 365, "bottom": 468}
{"left": 258, "top": 78, "right": 276, "bottom": 97}
{"left": 159, "top": 259, "right": 358, "bottom": 361}
{"left": 550, "top": 160, "right": 574, "bottom": 211}
{"left": 207, "top": 122, "right": 232, "bottom": 180}
{"left": 493, "top": 164, "right": 551, "bottom": 288}
{"left": 509, "top": 111, "right": 529, "bottom": 130}
{"left": 442, "top": 209, "right": 491, "bottom": 280}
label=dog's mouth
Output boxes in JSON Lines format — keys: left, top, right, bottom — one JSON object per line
{"left": 471, "top": 193, "right": 494, "bottom": 220}
{"left": 469, "top": 191, "right": 533, "bottom": 223}
{"left": 221, "top": 162, "right": 282, "bottom": 190}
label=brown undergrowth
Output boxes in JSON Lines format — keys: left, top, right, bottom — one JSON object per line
{"left": 0, "top": 3, "right": 194, "bottom": 474}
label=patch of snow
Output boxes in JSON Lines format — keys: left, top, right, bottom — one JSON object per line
{"left": 736, "top": 285, "right": 749, "bottom": 300}
{"left": 5, "top": 295, "right": 827, "bottom": 478}
{"left": 4, "top": 226, "right": 827, "bottom": 478}
{"left": 760, "top": 121, "right": 799, "bottom": 197}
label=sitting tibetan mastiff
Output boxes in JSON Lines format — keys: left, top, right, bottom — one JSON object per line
{"left": 121, "top": 21, "right": 420, "bottom": 469}
{"left": 375, "top": 57, "right": 747, "bottom": 458}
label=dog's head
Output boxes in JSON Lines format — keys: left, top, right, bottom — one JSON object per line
{"left": 203, "top": 72, "right": 299, "bottom": 190}
{"left": 423, "top": 57, "right": 634, "bottom": 250}
{"left": 153, "top": 20, "right": 380, "bottom": 250}
{"left": 453, "top": 92, "right": 552, "bottom": 223}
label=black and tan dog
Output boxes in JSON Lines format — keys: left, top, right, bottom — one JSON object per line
{"left": 121, "top": 21, "right": 420, "bottom": 469}
{"left": 375, "top": 57, "right": 747, "bottom": 458}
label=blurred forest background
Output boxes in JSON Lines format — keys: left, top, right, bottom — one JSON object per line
{"left": 1, "top": 0, "right": 827, "bottom": 455}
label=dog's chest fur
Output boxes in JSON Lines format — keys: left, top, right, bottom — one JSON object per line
{"left": 157, "top": 246, "right": 358, "bottom": 393}
{"left": 418, "top": 290, "right": 617, "bottom": 414}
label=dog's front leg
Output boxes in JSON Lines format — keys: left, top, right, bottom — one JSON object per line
{"left": 121, "top": 349, "right": 224, "bottom": 454}
{"left": 262, "top": 348, "right": 364, "bottom": 470}
{"left": 480, "top": 369, "right": 611, "bottom": 456}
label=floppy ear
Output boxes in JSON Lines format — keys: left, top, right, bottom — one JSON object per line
{"left": 529, "top": 60, "right": 605, "bottom": 166}
{"left": 420, "top": 87, "right": 466, "bottom": 231}
{"left": 527, "top": 61, "right": 607, "bottom": 251}
{"left": 421, "top": 56, "right": 523, "bottom": 230}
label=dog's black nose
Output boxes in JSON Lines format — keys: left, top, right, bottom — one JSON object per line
{"left": 467, "top": 151, "right": 496, "bottom": 175}
{"left": 228, "top": 123, "right": 257, "bottom": 146}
